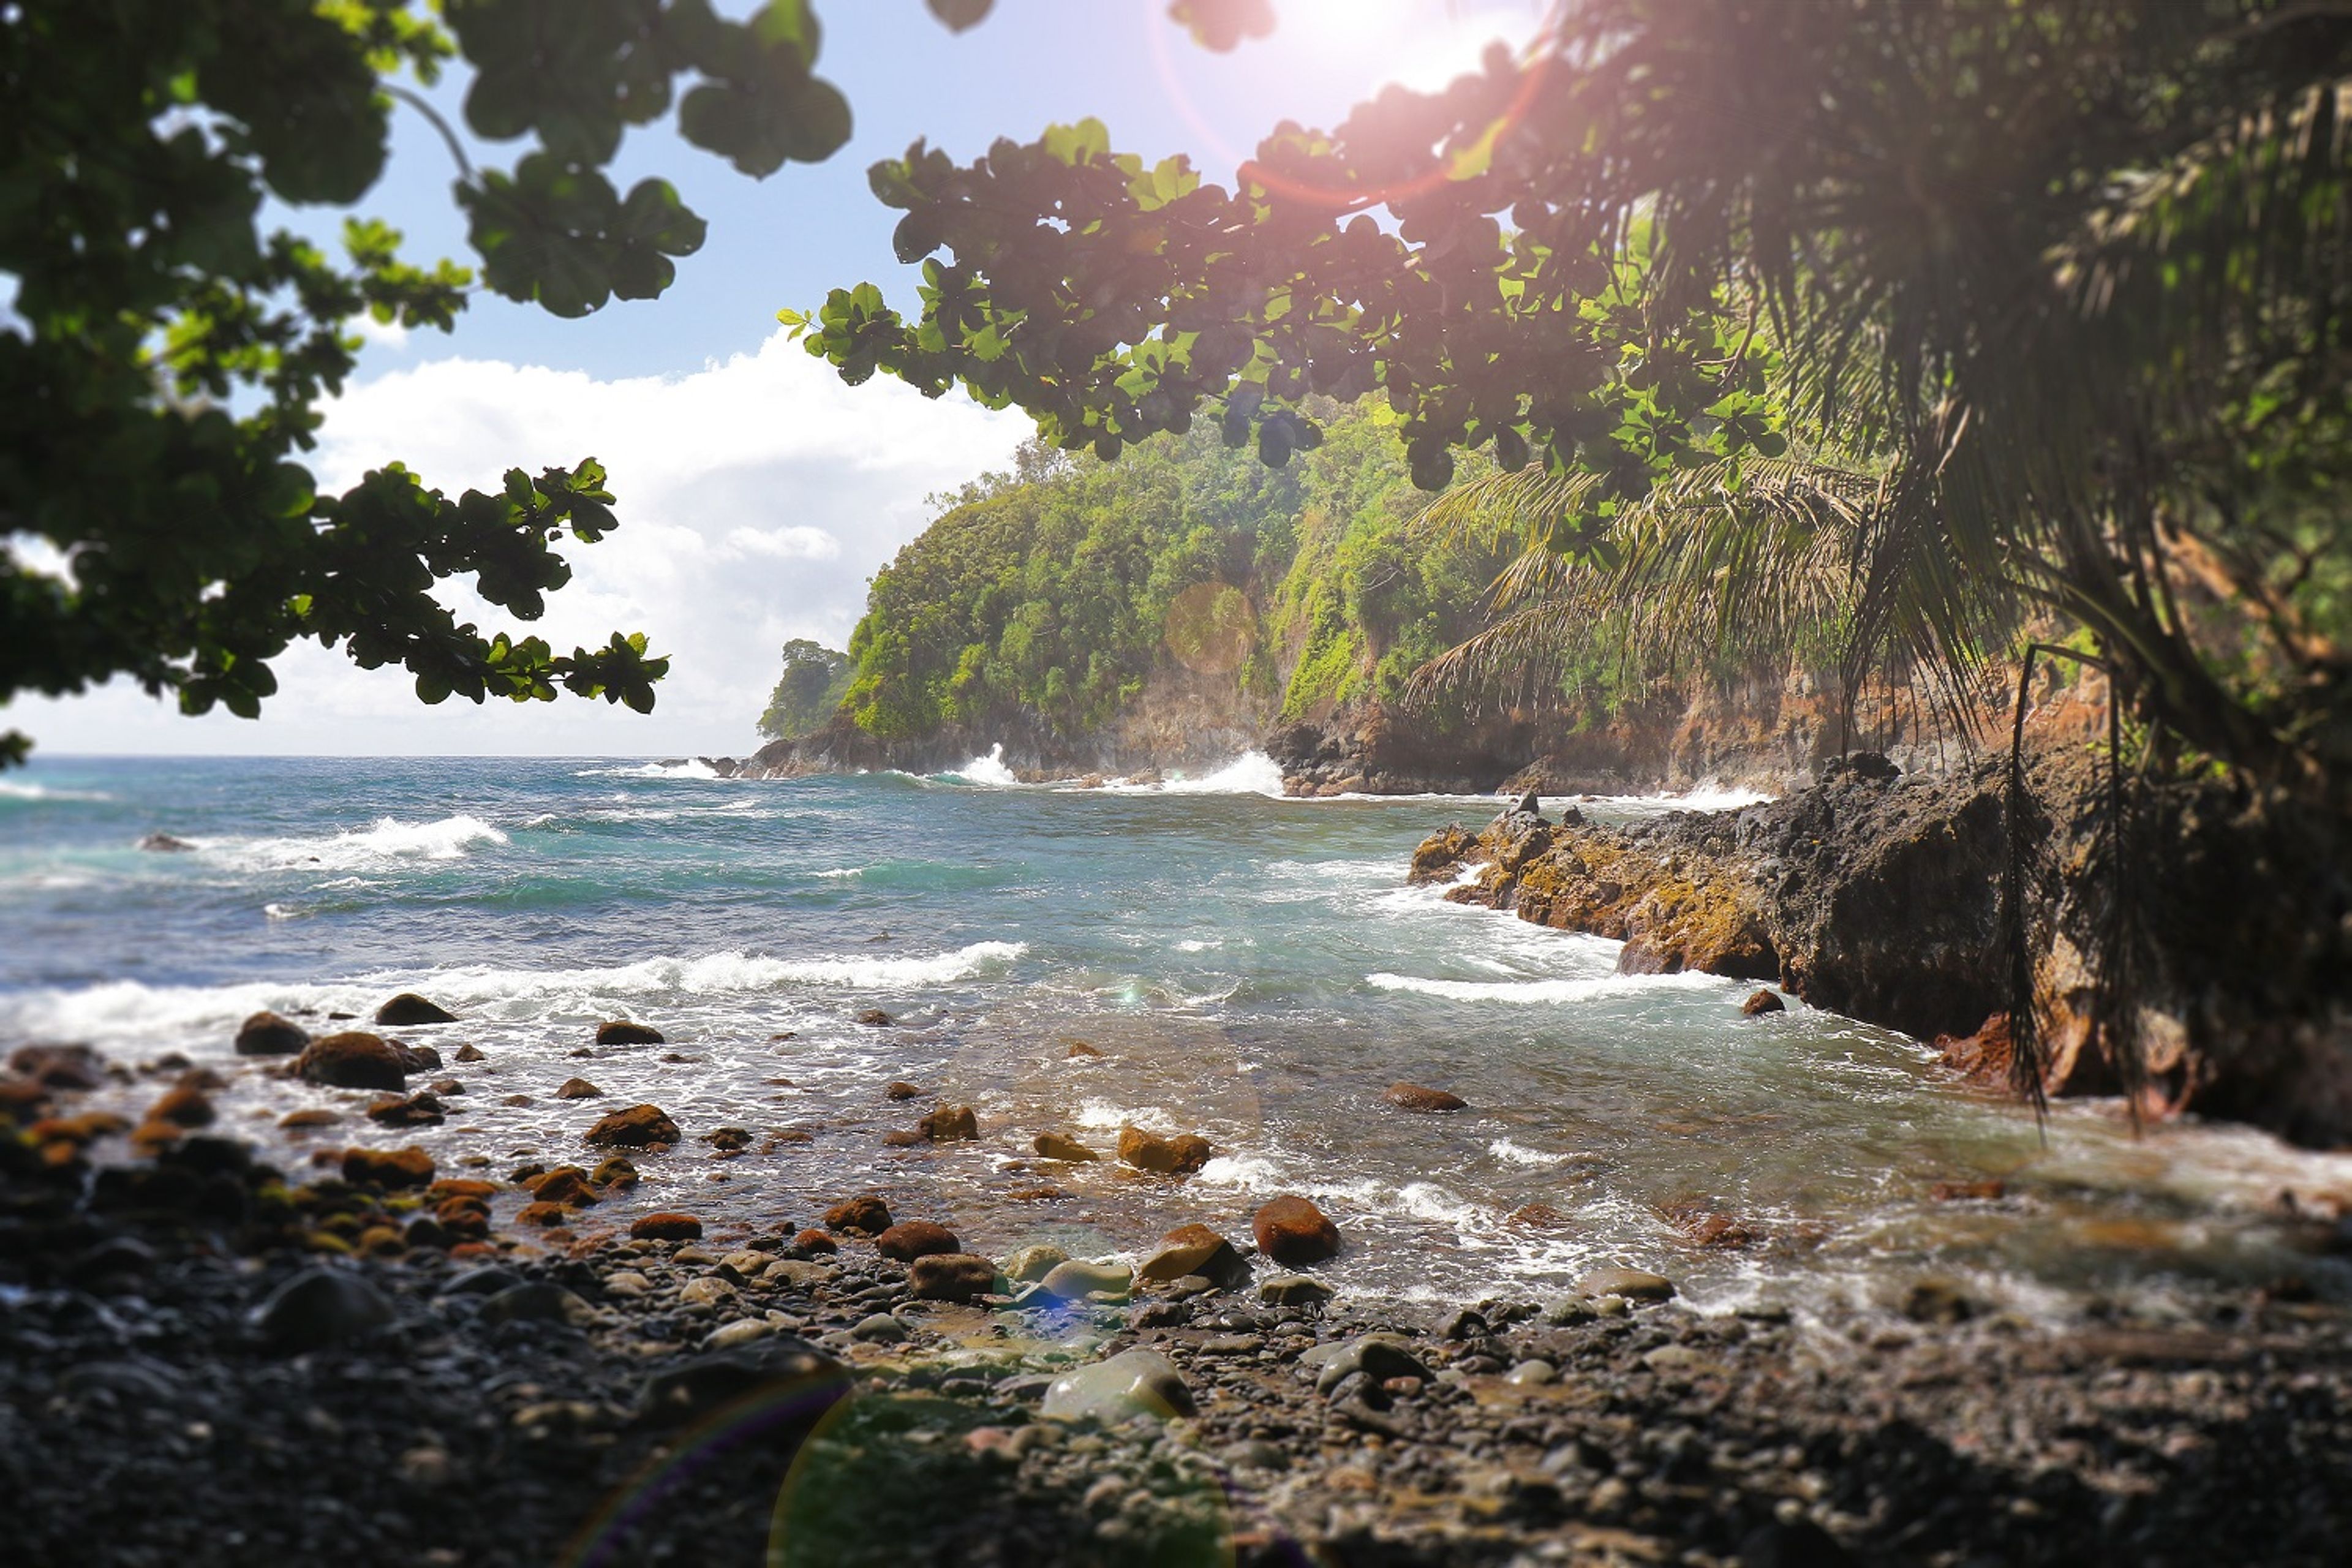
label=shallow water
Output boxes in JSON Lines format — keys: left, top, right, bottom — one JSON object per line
{"left": 6, "top": 753, "right": 2349, "bottom": 1319}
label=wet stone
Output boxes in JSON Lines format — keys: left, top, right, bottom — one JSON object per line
{"left": 1577, "top": 1268, "right": 1676, "bottom": 1303}
{"left": 1040, "top": 1349, "right": 1195, "bottom": 1424}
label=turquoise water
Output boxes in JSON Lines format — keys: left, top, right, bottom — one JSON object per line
{"left": 6, "top": 753, "right": 2348, "bottom": 1319}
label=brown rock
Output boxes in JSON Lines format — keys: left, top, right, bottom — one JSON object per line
{"left": 589, "top": 1156, "right": 639, "bottom": 1188}
{"left": 884, "top": 1081, "right": 922, "bottom": 1101}
{"left": 375, "top": 993, "right": 458, "bottom": 1026}
{"left": 1931, "top": 1179, "right": 2007, "bottom": 1202}
{"left": 454, "top": 1043, "right": 487, "bottom": 1063}
{"left": 1007, "top": 1186, "right": 1067, "bottom": 1202}
{"left": 367, "top": 1091, "right": 446, "bottom": 1128}
{"left": 1033, "top": 1132, "right": 1099, "bottom": 1162}
{"left": 1137, "top": 1223, "right": 1245, "bottom": 1286}
{"left": 500, "top": 1094, "right": 533, "bottom": 1107}
{"left": 529, "top": 1167, "right": 599, "bottom": 1206}
{"left": 583, "top": 1104, "right": 680, "bottom": 1148}
{"left": 1507, "top": 1203, "right": 1567, "bottom": 1229}
{"left": 1408, "top": 823, "right": 1484, "bottom": 884}
{"left": 1253, "top": 1196, "right": 1340, "bottom": 1265}
{"left": 391, "top": 1041, "right": 443, "bottom": 1072}
{"left": 1065, "top": 1041, "right": 1104, "bottom": 1059}
{"left": 514, "top": 1201, "right": 571, "bottom": 1226}
{"left": 235, "top": 1011, "right": 310, "bottom": 1056}
{"left": 342, "top": 1146, "right": 435, "bottom": 1188}
{"left": 279, "top": 1109, "right": 341, "bottom": 1131}
{"left": 630, "top": 1212, "right": 703, "bottom": 1242}
{"left": 1741, "top": 989, "right": 1787, "bottom": 1017}
{"left": 1119, "top": 1126, "right": 1213, "bottom": 1175}
{"left": 426, "top": 1178, "right": 499, "bottom": 1202}
{"left": 855, "top": 1009, "right": 894, "bottom": 1027}
{"left": 907, "top": 1253, "right": 998, "bottom": 1303}
{"left": 597, "top": 1020, "right": 664, "bottom": 1046}
{"left": 556, "top": 1077, "right": 603, "bottom": 1100}
{"left": 1384, "top": 1082, "right": 1468, "bottom": 1113}
{"left": 426, "top": 1078, "right": 464, "bottom": 1096}
{"left": 823, "top": 1193, "right": 892, "bottom": 1236}
{"left": 880, "top": 1129, "right": 925, "bottom": 1147}
{"left": 147, "top": 1085, "right": 215, "bottom": 1127}
{"left": 129, "top": 1120, "right": 184, "bottom": 1154}
{"left": 875, "top": 1220, "right": 960, "bottom": 1261}
{"left": 1577, "top": 1267, "right": 1675, "bottom": 1302}
{"left": 298, "top": 1032, "right": 408, "bottom": 1092}
{"left": 702, "top": 1126, "right": 752, "bottom": 1153}
{"left": 792, "top": 1228, "right": 838, "bottom": 1254}
{"left": 9, "top": 1044, "right": 107, "bottom": 1091}
{"left": 919, "top": 1104, "right": 978, "bottom": 1142}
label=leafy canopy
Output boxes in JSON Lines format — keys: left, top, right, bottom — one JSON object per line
{"left": 0, "top": 0, "right": 992, "bottom": 766}
{"left": 797, "top": 0, "right": 2352, "bottom": 799}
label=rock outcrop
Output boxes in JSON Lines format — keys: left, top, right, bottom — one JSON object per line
{"left": 1414, "top": 753, "right": 2352, "bottom": 1147}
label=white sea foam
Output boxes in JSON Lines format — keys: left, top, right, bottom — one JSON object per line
{"left": 213, "top": 814, "right": 508, "bottom": 871}
{"left": 419, "top": 940, "right": 1028, "bottom": 1003}
{"left": 812, "top": 867, "right": 865, "bottom": 880}
{"left": 1365, "top": 970, "right": 1722, "bottom": 1003}
{"left": 0, "top": 780, "right": 112, "bottom": 802}
{"left": 1154, "top": 752, "right": 1286, "bottom": 796}
{"left": 0, "top": 940, "right": 1028, "bottom": 1047}
{"left": 944, "top": 744, "right": 1020, "bottom": 786}
{"left": 578, "top": 759, "right": 723, "bottom": 780}
{"left": 1488, "top": 1137, "right": 1577, "bottom": 1167}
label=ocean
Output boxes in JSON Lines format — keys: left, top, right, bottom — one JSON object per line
{"left": 5, "top": 752, "right": 2347, "bottom": 1319}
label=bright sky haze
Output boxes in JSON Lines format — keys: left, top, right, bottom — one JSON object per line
{"left": 15, "top": 1, "right": 1547, "bottom": 761}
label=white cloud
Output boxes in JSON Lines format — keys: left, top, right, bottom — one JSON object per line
{"left": 725, "top": 525, "right": 842, "bottom": 560}
{"left": 9, "top": 330, "right": 1020, "bottom": 758}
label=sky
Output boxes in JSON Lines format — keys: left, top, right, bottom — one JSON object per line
{"left": 13, "top": 0, "right": 1549, "bottom": 761}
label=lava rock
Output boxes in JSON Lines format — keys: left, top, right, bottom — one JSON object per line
{"left": 1137, "top": 1223, "right": 1246, "bottom": 1286}
{"left": 254, "top": 1267, "right": 396, "bottom": 1352}
{"left": 584, "top": 1104, "right": 681, "bottom": 1148}
{"left": 1032, "top": 1132, "right": 1100, "bottom": 1162}
{"left": 341, "top": 1146, "right": 435, "bottom": 1188}
{"left": 375, "top": 993, "right": 458, "bottom": 1026}
{"left": 823, "top": 1194, "right": 892, "bottom": 1236}
{"left": 918, "top": 1104, "right": 978, "bottom": 1142}
{"left": 630, "top": 1212, "right": 704, "bottom": 1242}
{"left": 636, "top": 1341, "right": 848, "bottom": 1427}
{"left": 1040, "top": 1349, "right": 1195, "bottom": 1423}
{"left": 297, "top": 1031, "right": 409, "bottom": 1092}
{"left": 597, "top": 1020, "right": 665, "bottom": 1045}
{"left": 1577, "top": 1267, "right": 1676, "bottom": 1303}
{"left": 478, "top": 1281, "right": 591, "bottom": 1327}
{"left": 1261, "top": 1275, "right": 1335, "bottom": 1307}
{"left": 1384, "top": 1082, "right": 1468, "bottom": 1112}
{"left": 1118, "top": 1125, "right": 1213, "bottom": 1174}
{"left": 235, "top": 1011, "right": 310, "bottom": 1056}
{"left": 1253, "top": 1196, "right": 1340, "bottom": 1265}
{"left": 365, "top": 1091, "right": 445, "bottom": 1128}
{"left": 875, "top": 1220, "right": 959, "bottom": 1261}
{"left": 908, "top": 1253, "right": 999, "bottom": 1303}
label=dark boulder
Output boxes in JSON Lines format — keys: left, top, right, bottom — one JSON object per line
{"left": 907, "top": 1253, "right": 998, "bottom": 1303}
{"left": 583, "top": 1104, "right": 680, "bottom": 1148}
{"left": 296, "top": 1032, "right": 408, "bottom": 1092}
{"left": 235, "top": 1011, "right": 309, "bottom": 1056}
{"left": 374, "top": 993, "right": 458, "bottom": 1026}
{"left": 875, "top": 1220, "right": 959, "bottom": 1261}
{"left": 822, "top": 1194, "right": 891, "bottom": 1236}
{"left": 1253, "top": 1196, "right": 1340, "bottom": 1265}
{"left": 596, "top": 1020, "right": 664, "bottom": 1045}
{"left": 1384, "top": 1082, "right": 1467, "bottom": 1112}
{"left": 254, "top": 1267, "right": 395, "bottom": 1352}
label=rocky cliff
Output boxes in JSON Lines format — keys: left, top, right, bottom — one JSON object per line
{"left": 1414, "top": 750, "right": 2352, "bottom": 1148}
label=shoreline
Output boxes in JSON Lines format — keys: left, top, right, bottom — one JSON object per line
{"left": 9, "top": 1041, "right": 2352, "bottom": 1565}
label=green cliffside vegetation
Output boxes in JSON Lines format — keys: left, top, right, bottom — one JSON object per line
{"left": 823, "top": 398, "right": 1508, "bottom": 749}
